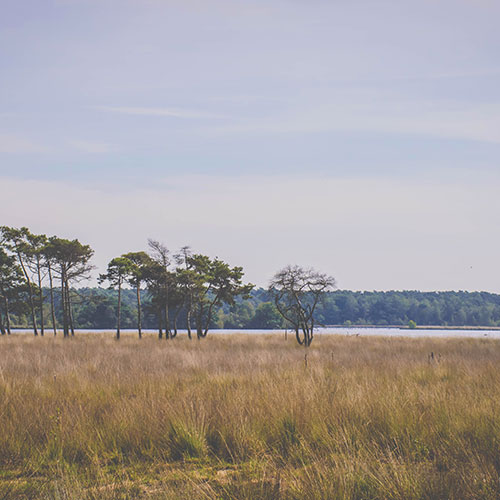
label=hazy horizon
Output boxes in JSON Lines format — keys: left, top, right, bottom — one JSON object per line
{"left": 1, "top": 0, "right": 499, "bottom": 291}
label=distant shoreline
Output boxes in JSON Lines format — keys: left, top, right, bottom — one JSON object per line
{"left": 324, "top": 324, "right": 500, "bottom": 331}
{"left": 8, "top": 325, "right": 500, "bottom": 333}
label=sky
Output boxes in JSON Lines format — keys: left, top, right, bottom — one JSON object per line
{"left": 1, "top": 0, "right": 500, "bottom": 291}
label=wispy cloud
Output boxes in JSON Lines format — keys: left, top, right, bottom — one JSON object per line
{"left": 206, "top": 96, "right": 500, "bottom": 145}
{"left": 367, "top": 68, "right": 500, "bottom": 84}
{"left": 68, "top": 139, "right": 115, "bottom": 153}
{"left": 0, "top": 134, "right": 48, "bottom": 154}
{"left": 94, "top": 106, "right": 226, "bottom": 119}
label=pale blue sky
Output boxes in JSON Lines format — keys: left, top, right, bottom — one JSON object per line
{"left": 1, "top": 0, "right": 500, "bottom": 290}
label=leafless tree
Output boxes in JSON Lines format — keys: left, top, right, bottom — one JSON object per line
{"left": 269, "top": 265, "right": 336, "bottom": 346}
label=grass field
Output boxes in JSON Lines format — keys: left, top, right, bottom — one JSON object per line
{"left": 0, "top": 333, "right": 499, "bottom": 499}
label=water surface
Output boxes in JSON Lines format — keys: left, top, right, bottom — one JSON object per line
{"left": 9, "top": 327, "right": 500, "bottom": 339}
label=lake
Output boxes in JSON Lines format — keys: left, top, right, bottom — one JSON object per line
{"left": 9, "top": 327, "right": 500, "bottom": 339}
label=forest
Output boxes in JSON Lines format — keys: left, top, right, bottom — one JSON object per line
{"left": 5, "top": 287, "right": 500, "bottom": 330}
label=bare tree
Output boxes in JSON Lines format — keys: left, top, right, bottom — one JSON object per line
{"left": 175, "top": 246, "right": 195, "bottom": 339}
{"left": 269, "top": 265, "right": 336, "bottom": 346}
{"left": 147, "top": 239, "right": 173, "bottom": 339}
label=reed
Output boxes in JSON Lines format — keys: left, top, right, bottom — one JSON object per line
{"left": 0, "top": 333, "right": 499, "bottom": 499}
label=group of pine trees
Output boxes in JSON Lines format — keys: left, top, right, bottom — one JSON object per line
{"left": 97, "top": 240, "right": 253, "bottom": 340}
{"left": 0, "top": 226, "right": 93, "bottom": 337}
{"left": 0, "top": 226, "right": 253, "bottom": 339}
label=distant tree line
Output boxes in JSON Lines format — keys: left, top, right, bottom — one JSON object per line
{"left": 4, "top": 286, "right": 500, "bottom": 332}
{"left": 316, "top": 290, "right": 500, "bottom": 328}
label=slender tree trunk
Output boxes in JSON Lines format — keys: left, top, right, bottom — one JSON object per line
{"left": 68, "top": 285, "right": 75, "bottom": 336}
{"left": 186, "top": 294, "right": 192, "bottom": 339}
{"left": 5, "top": 296, "right": 11, "bottom": 335}
{"left": 172, "top": 306, "right": 182, "bottom": 338}
{"left": 69, "top": 311, "right": 75, "bottom": 335}
{"left": 37, "top": 259, "right": 44, "bottom": 336}
{"left": 61, "top": 273, "right": 69, "bottom": 337}
{"left": 116, "top": 279, "right": 121, "bottom": 340}
{"left": 0, "top": 291, "right": 7, "bottom": 335}
{"left": 164, "top": 302, "right": 170, "bottom": 339}
{"left": 295, "top": 326, "right": 304, "bottom": 345}
{"left": 0, "top": 305, "right": 5, "bottom": 335}
{"left": 301, "top": 320, "right": 309, "bottom": 347}
{"left": 17, "top": 252, "right": 38, "bottom": 336}
{"left": 186, "top": 313, "right": 192, "bottom": 339}
{"left": 196, "top": 309, "right": 203, "bottom": 339}
{"left": 136, "top": 284, "right": 142, "bottom": 339}
{"left": 48, "top": 264, "right": 57, "bottom": 335}
{"left": 303, "top": 323, "right": 312, "bottom": 347}
{"left": 158, "top": 309, "right": 163, "bottom": 339}
{"left": 202, "top": 297, "right": 219, "bottom": 336}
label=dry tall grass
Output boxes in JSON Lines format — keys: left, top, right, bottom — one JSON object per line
{"left": 0, "top": 333, "right": 499, "bottom": 499}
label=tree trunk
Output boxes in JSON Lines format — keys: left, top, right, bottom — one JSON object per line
{"left": 203, "top": 297, "right": 218, "bottom": 337}
{"left": 172, "top": 306, "right": 182, "bottom": 339}
{"left": 17, "top": 252, "right": 38, "bottom": 336}
{"left": 63, "top": 279, "right": 74, "bottom": 337}
{"left": 158, "top": 309, "right": 163, "bottom": 339}
{"left": 136, "top": 285, "right": 142, "bottom": 339}
{"left": 36, "top": 256, "right": 44, "bottom": 336}
{"left": 301, "top": 320, "right": 309, "bottom": 347}
{"left": 164, "top": 302, "right": 170, "bottom": 339}
{"left": 116, "top": 279, "right": 121, "bottom": 340}
{"left": 67, "top": 282, "right": 75, "bottom": 336}
{"left": 302, "top": 323, "right": 312, "bottom": 347}
{"left": 48, "top": 264, "right": 57, "bottom": 335}
{"left": 295, "top": 326, "right": 304, "bottom": 345}
{"left": 61, "top": 272, "right": 69, "bottom": 337}
{"left": 0, "top": 292, "right": 9, "bottom": 335}
{"left": 186, "top": 318, "right": 192, "bottom": 339}
{"left": 5, "top": 296, "right": 11, "bottom": 335}
{"left": 186, "top": 298, "right": 192, "bottom": 339}
{"left": 196, "top": 310, "right": 203, "bottom": 339}
{"left": 0, "top": 302, "right": 5, "bottom": 335}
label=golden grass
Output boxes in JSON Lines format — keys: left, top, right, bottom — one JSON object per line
{"left": 0, "top": 333, "right": 499, "bottom": 499}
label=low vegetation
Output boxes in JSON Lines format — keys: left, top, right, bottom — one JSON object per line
{"left": 1, "top": 333, "right": 499, "bottom": 499}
